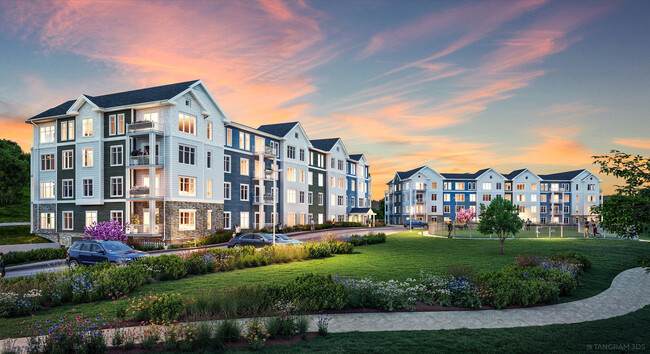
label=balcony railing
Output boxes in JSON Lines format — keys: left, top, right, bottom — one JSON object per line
{"left": 127, "top": 121, "right": 164, "bottom": 134}
{"left": 129, "top": 155, "right": 163, "bottom": 166}
{"left": 252, "top": 171, "right": 274, "bottom": 181}
{"left": 127, "top": 224, "right": 162, "bottom": 235}
{"left": 254, "top": 145, "right": 277, "bottom": 157}
{"left": 253, "top": 193, "right": 275, "bottom": 205}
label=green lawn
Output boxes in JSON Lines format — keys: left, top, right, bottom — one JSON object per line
{"left": 431, "top": 225, "right": 590, "bottom": 238}
{"left": 225, "top": 305, "right": 650, "bottom": 353}
{"left": 0, "top": 225, "right": 51, "bottom": 245}
{"left": 0, "top": 186, "right": 30, "bottom": 223}
{"left": 0, "top": 231, "right": 648, "bottom": 339}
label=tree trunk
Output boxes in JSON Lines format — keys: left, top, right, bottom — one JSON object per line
{"left": 500, "top": 237, "right": 504, "bottom": 255}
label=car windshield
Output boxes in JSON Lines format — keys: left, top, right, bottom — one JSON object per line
{"left": 275, "top": 234, "right": 291, "bottom": 240}
{"left": 101, "top": 242, "right": 133, "bottom": 252}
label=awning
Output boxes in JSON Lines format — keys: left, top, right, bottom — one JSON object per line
{"left": 349, "top": 207, "right": 376, "bottom": 216}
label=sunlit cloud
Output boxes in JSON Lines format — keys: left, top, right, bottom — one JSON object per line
{"left": 613, "top": 138, "right": 650, "bottom": 150}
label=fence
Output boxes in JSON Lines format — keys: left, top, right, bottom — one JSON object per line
{"left": 427, "top": 222, "right": 614, "bottom": 239}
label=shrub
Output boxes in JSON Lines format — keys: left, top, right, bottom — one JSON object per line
{"left": 303, "top": 242, "right": 331, "bottom": 258}
{"left": 196, "top": 322, "right": 213, "bottom": 349}
{"left": 215, "top": 318, "right": 240, "bottom": 343}
{"left": 264, "top": 274, "right": 348, "bottom": 312}
{"left": 317, "top": 314, "right": 332, "bottom": 337}
{"left": 362, "top": 232, "right": 386, "bottom": 245}
{"left": 328, "top": 240, "right": 354, "bottom": 254}
{"left": 296, "top": 316, "right": 309, "bottom": 340}
{"left": 163, "top": 323, "right": 197, "bottom": 352}
{"left": 140, "top": 323, "right": 162, "bottom": 350}
{"left": 477, "top": 265, "right": 565, "bottom": 309}
{"left": 1, "top": 247, "right": 68, "bottom": 266}
{"left": 514, "top": 254, "right": 543, "bottom": 268}
{"left": 136, "top": 254, "right": 187, "bottom": 280}
{"left": 243, "top": 321, "right": 269, "bottom": 351}
{"left": 126, "top": 292, "right": 185, "bottom": 324}
{"left": 548, "top": 251, "right": 592, "bottom": 271}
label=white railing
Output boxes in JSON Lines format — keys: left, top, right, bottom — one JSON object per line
{"left": 127, "top": 121, "right": 164, "bottom": 134}
{"left": 253, "top": 193, "right": 275, "bottom": 204}
{"left": 254, "top": 145, "right": 277, "bottom": 157}
{"left": 129, "top": 155, "right": 163, "bottom": 166}
{"left": 127, "top": 224, "right": 162, "bottom": 235}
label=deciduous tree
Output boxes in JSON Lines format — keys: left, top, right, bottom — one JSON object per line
{"left": 0, "top": 139, "right": 29, "bottom": 205}
{"left": 477, "top": 196, "right": 523, "bottom": 254}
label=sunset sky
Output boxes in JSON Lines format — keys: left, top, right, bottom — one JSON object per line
{"left": 1, "top": 0, "right": 648, "bottom": 200}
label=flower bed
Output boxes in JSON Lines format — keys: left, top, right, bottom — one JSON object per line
{"left": 0, "top": 237, "right": 377, "bottom": 319}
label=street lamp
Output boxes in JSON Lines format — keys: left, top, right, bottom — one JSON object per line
{"left": 264, "top": 163, "right": 282, "bottom": 247}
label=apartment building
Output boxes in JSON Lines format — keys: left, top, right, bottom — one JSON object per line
{"left": 308, "top": 147, "right": 327, "bottom": 225}
{"left": 311, "top": 138, "right": 349, "bottom": 222}
{"left": 29, "top": 80, "right": 227, "bottom": 245}
{"left": 385, "top": 165, "right": 602, "bottom": 225}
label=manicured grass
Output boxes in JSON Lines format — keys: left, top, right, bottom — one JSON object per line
{"left": 1, "top": 231, "right": 648, "bottom": 339}
{"left": 0, "top": 225, "right": 51, "bottom": 245}
{"left": 225, "top": 305, "right": 650, "bottom": 353}
{"left": 431, "top": 225, "right": 589, "bottom": 238}
{"left": 0, "top": 187, "right": 30, "bottom": 223}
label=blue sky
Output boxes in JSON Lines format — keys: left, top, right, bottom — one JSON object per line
{"left": 0, "top": 0, "right": 648, "bottom": 198}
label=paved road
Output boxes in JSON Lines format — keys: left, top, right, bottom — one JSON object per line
{"left": 0, "top": 222, "right": 30, "bottom": 227}
{"left": 2, "top": 226, "right": 402, "bottom": 279}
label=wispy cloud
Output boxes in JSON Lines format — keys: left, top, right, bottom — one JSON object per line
{"left": 613, "top": 138, "right": 650, "bottom": 150}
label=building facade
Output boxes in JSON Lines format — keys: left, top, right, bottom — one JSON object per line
{"left": 28, "top": 81, "right": 372, "bottom": 245}
{"left": 385, "top": 165, "right": 602, "bottom": 225}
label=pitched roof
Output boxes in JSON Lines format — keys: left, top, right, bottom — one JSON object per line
{"left": 310, "top": 138, "right": 340, "bottom": 151}
{"left": 349, "top": 207, "right": 375, "bottom": 215}
{"left": 503, "top": 169, "right": 526, "bottom": 180}
{"left": 397, "top": 166, "right": 426, "bottom": 180}
{"left": 28, "top": 80, "right": 200, "bottom": 121}
{"left": 538, "top": 169, "right": 585, "bottom": 181}
{"left": 256, "top": 122, "right": 300, "bottom": 137}
{"left": 30, "top": 99, "right": 77, "bottom": 120}
{"left": 440, "top": 172, "right": 478, "bottom": 179}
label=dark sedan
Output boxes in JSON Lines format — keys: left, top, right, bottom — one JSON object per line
{"left": 66, "top": 240, "right": 148, "bottom": 268}
{"left": 227, "top": 233, "right": 275, "bottom": 248}
{"left": 403, "top": 220, "right": 429, "bottom": 229}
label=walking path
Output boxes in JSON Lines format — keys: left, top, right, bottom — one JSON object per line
{"left": 1, "top": 267, "right": 648, "bottom": 349}
{"left": 0, "top": 242, "right": 60, "bottom": 254}
{"left": 0, "top": 222, "right": 30, "bottom": 227}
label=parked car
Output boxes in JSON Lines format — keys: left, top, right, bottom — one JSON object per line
{"left": 227, "top": 233, "right": 275, "bottom": 248}
{"left": 403, "top": 220, "right": 429, "bottom": 229}
{"left": 272, "top": 234, "right": 303, "bottom": 245}
{"left": 66, "top": 240, "right": 148, "bottom": 268}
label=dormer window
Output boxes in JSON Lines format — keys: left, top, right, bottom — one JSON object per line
{"left": 295, "top": 132, "right": 298, "bottom": 139}
{"left": 185, "top": 99, "right": 191, "bottom": 107}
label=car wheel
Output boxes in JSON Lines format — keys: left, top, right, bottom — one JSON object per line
{"left": 69, "top": 260, "right": 79, "bottom": 269}
{"left": 234, "top": 244, "right": 242, "bottom": 249}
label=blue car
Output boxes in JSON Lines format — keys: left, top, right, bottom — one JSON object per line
{"left": 403, "top": 220, "right": 429, "bottom": 229}
{"left": 66, "top": 240, "right": 147, "bottom": 268}
{"left": 227, "top": 233, "right": 275, "bottom": 248}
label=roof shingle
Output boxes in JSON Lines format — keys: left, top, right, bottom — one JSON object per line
{"left": 256, "top": 122, "right": 300, "bottom": 137}
{"left": 310, "top": 138, "right": 340, "bottom": 151}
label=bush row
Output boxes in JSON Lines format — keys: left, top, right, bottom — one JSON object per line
{"left": 1, "top": 247, "right": 68, "bottom": 266}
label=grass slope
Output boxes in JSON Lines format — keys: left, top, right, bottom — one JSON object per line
{"left": 0, "top": 231, "right": 648, "bottom": 339}
{"left": 0, "top": 186, "right": 30, "bottom": 223}
{"left": 0, "top": 225, "right": 51, "bottom": 245}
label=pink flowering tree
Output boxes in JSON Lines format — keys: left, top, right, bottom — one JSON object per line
{"left": 455, "top": 208, "right": 476, "bottom": 224}
{"left": 83, "top": 219, "right": 130, "bottom": 242}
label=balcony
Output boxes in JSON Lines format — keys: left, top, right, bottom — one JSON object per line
{"left": 127, "top": 224, "right": 162, "bottom": 235}
{"left": 254, "top": 145, "right": 277, "bottom": 158}
{"left": 253, "top": 193, "right": 275, "bottom": 205}
{"left": 253, "top": 171, "right": 274, "bottom": 181}
{"left": 129, "top": 155, "right": 163, "bottom": 167}
{"left": 127, "top": 121, "right": 164, "bottom": 134}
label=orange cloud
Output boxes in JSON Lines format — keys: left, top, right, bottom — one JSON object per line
{"left": 613, "top": 139, "right": 650, "bottom": 150}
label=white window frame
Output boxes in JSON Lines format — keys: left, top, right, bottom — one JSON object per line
{"left": 240, "top": 184, "right": 249, "bottom": 201}
{"left": 82, "top": 148, "right": 93, "bottom": 167}
{"left": 40, "top": 153, "right": 55, "bottom": 171}
{"left": 40, "top": 125, "right": 55, "bottom": 143}
{"left": 287, "top": 189, "right": 296, "bottom": 204}
{"left": 85, "top": 211, "right": 97, "bottom": 227}
{"left": 62, "top": 150, "right": 74, "bottom": 170}
{"left": 178, "top": 176, "right": 196, "bottom": 196}
{"left": 240, "top": 158, "right": 249, "bottom": 176}
{"left": 62, "top": 179, "right": 73, "bottom": 199}
{"left": 178, "top": 144, "right": 196, "bottom": 165}
{"left": 178, "top": 113, "right": 196, "bottom": 135}
{"left": 110, "top": 210, "right": 124, "bottom": 225}
{"left": 82, "top": 118, "right": 93, "bottom": 137}
{"left": 40, "top": 212, "right": 55, "bottom": 229}
{"left": 206, "top": 179, "right": 212, "bottom": 198}
{"left": 62, "top": 211, "right": 73, "bottom": 230}
{"left": 224, "top": 211, "right": 231, "bottom": 229}
{"left": 207, "top": 121, "right": 212, "bottom": 140}
{"left": 179, "top": 209, "right": 196, "bottom": 230}
{"left": 110, "top": 176, "right": 123, "bottom": 197}
{"left": 206, "top": 151, "right": 212, "bottom": 169}
{"left": 308, "top": 191, "right": 313, "bottom": 205}
{"left": 224, "top": 155, "right": 231, "bottom": 173}
{"left": 40, "top": 181, "right": 55, "bottom": 199}
{"left": 82, "top": 178, "right": 93, "bottom": 197}
{"left": 224, "top": 182, "right": 231, "bottom": 200}
{"left": 60, "top": 121, "right": 68, "bottom": 141}
{"left": 240, "top": 212, "right": 250, "bottom": 229}
{"left": 110, "top": 145, "right": 123, "bottom": 166}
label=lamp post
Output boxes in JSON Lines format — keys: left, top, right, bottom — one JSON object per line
{"left": 265, "top": 160, "right": 282, "bottom": 247}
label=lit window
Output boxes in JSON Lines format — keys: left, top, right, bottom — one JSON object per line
{"left": 179, "top": 210, "right": 196, "bottom": 230}
{"left": 179, "top": 177, "right": 196, "bottom": 196}
{"left": 40, "top": 125, "right": 55, "bottom": 143}
{"left": 82, "top": 118, "right": 93, "bottom": 136}
{"left": 287, "top": 189, "right": 296, "bottom": 203}
{"left": 240, "top": 158, "right": 249, "bottom": 176}
{"left": 178, "top": 113, "right": 196, "bottom": 134}
{"left": 207, "top": 180, "right": 212, "bottom": 198}
{"left": 85, "top": 211, "right": 97, "bottom": 227}
{"left": 40, "top": 182, "right": 55, "bottom": 199}
{"left": 40, "top": 212, "right": 55, "bottom": 229}
{"left": 82, "top": 148, "right": 93, "bottom": 167}
{"left": 287, "top": 167, "right": 296, "bottom": 181}
{"left": 207, "top": 121, "right": 212, "bottom": 140}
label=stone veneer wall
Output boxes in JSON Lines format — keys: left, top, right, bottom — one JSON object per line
{"left": 164, "top": 201, "right": 224, "bottom": 244}
{"left": 32, "top": 203, "right": 60, "bottom": 244}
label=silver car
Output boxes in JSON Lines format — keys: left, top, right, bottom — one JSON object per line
{"left": 270, "top": 234, "right": 303, "bottom": 245}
